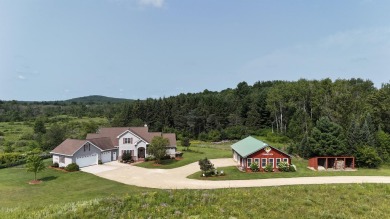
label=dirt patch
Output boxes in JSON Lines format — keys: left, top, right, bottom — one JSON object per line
{"left": 28, "top": 180, "right": 42, "bottom": 185}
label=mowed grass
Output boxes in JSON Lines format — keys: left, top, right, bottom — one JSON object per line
{"left": 0, "top": 159, "right": 150, "bottom": 209}
{"left": 188, "top": 158, "right": 390, "bottom": 180}
{"left": 135, "top": 145, "right": 232, "bottom": 169}
{"left": 1, "top": 183, "right": 390, "bottom": 218}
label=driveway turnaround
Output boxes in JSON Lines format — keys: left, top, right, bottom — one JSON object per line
{"left": 81, "top": 158, "right": 390, "bottom": 190}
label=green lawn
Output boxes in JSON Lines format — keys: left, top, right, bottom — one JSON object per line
{"left": 135, "top": 145, "right": 232, "bottom": 169}
{"left": 1, "top": 159, "right": 390, "bottom": 218}
{"left": 0, "top": 159, "right": 150, "bottom": 209}
{"left": 188, "top": 158, "right": 390, "bottom": 180}
{"left": 1, "top": 183, "right": 390, "bottom": 218}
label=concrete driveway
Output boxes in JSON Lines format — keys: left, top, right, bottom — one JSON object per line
{"left": 81, "top": 158, "right": 390, "bottom": 189}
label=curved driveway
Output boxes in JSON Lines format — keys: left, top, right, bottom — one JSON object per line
{"left": 81, "top": 158, "right": 390, "bottom": 189}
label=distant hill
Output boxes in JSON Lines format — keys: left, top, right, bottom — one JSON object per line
{"left": 65, "top": 95, "right": 132, "bottom": 103}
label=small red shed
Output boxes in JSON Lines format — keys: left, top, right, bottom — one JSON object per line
{"left": 231, "top": 136, "right": 291, "bottom": 172}
{"left": 308, "top": 156, "right": 355, "bottom": 170}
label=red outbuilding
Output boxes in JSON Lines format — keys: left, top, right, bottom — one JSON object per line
{"left": 231, "top": 136, "right": 291, "bottom": 172}
{"left": 308, "top": 156, "right": 355, "bottom": 171}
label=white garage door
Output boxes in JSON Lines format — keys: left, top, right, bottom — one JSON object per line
{"left": 101, "top": 151, "right": 111, "bottom": 163}
{"left": 76, "top": 154, "right": 98, "bottom": 167}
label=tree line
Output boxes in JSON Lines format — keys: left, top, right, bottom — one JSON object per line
{"left": 1, "top": 78, "right": 390, "bottom": 167}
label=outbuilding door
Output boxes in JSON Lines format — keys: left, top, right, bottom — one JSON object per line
{"left": 101, "top": 151, "right": 112, "bottom": 163}
{"left": 76, "top": 153, "right": 98, "bottom": 167}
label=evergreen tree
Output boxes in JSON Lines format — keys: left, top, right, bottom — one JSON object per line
{"left": 309, "top": 117, "right": 347, "bottom": 156}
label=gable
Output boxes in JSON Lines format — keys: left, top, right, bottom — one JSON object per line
{"left": 231, "top": 136, "right": 291, "bottom": 158}
{"left": 248, "top": 146, "right": 291, "bottom": 158}
{"left": 117, "top": 130, "right": 147, "bottom": 144}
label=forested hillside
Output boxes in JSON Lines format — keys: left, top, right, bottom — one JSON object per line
{"left": 1, "top": 78, "right": 389, "bottom": 167}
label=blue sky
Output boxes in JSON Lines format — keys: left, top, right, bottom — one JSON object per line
{"left": 1, "top": 0, "right": 390, "bottom": 101}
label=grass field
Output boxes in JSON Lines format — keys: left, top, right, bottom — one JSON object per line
{"left": 0, "top": 116, "right": 109, "bottom": 152}
{"left": 0, "top": 159, "right": 150, "bottom": 209}
{"left": 188, "top": 158, "right": 390, "bottom": 180}
{"left": 1, "top": 159, "right": 390, "bottom": 218}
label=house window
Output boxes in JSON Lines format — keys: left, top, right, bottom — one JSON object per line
{"left": 247, "top": 158, "right": 252, "bottom": 167}
{"left": 254, "top": 158, "right": 260, "bottom": 166}
{"left": 123, "top": 138, "right": 133, "bottom": 144}
{"left": 276, "top": 158, "right": 281, "bottom": 167}
{"left": 59, "top": 156, "right": 65, "bottom": 163}
{"left": 261, "top": 158, "right": 267, "bottom": 168}
{"left": 283, "top": 158, "right": 289, "bottom": 163}
{"left": 268, "top": 158, "right": 274, "bottom": 168}
{"left": 84, "top": 145, "right": 86, "bottom": 152}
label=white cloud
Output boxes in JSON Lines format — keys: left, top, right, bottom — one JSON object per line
{"left": 138, "top": 0, "right": 164, "bottom": 8}
{"left": 18, "top": 75, "right": 26, "bottom": 80}
{"left": 239, "top": 27, "right": 390, "bottom": 87}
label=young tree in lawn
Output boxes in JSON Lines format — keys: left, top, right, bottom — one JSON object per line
{"left": 26, "top": 155, "right": 46, "bottom": 181}
{"left": 182, "top": 137, "right": 191, "bottom": 151}
{"left": 148, "top": 136, "right": 169, "bottom": 164}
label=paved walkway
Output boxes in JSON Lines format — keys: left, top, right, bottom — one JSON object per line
{"left": 81, "top": 158, "right": 390, "bottom": 189}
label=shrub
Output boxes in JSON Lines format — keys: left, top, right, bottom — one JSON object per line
{"left": 289, "top": 165, "right": 297, "bottom": 172}
{"left": 250, "top": 162, "right": 259, "bottom": 172}
{"left": 65, "top": 163, "right": 79, "bottom": 172}
{"left": 51, "top": 162, "right": 59, "bottom": 168}
{"left": 175, "top": 152, "right": 183, "bottom": 158}
{"left": 122, "top": 152, "right": 132, "bottom": 163}
{"left": 277, "top": 161, "right": 290, "bottom": 172}
{"left": 264, "top": 163, "right": 274, "bottom": 172}
{"left": 199, "top": 157, "right": 215, "bottom": 177}
{"left": 98, "top": 160, "right": 103, "bottom": 165}
{"left": 145, "top": 156, "right": 155, "bottom": 162}
{"left": 356, "top": 146, "right": 382, "bottom": 168}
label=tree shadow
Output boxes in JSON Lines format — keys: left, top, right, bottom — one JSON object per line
{"left": 40, "top": 176, "right": 58, "bottom": 182}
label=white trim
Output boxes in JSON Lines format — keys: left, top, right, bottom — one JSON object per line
{"left": 254, "top": 158, "right": 260, "bottom": 167}
{"left": 268, "top": 158, "right": 274, "bottom": 168}
{"left": 71, "top": 141, "right": 103, "bottom": 156}
{"left": 247, "top": 158, "right": 252, "bottom": 167}
{"left": 116, "top": 130, "right": 148, "bottom": 144}
{"left": 276, "top": 158, "right": 281, "bottom": 167}
{"left": 261, "top": 158, "right": 267, "bottom": 168}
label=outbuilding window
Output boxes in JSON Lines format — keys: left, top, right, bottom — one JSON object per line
{"left": 59, "top": 156, "right": 65, "bottom": 163}
{"left": 276, "top": 158, "right": 281, "bottom": 166}
{"left": 247, "top": 158, "right": 252, "bottom": 167}
{"left": 254, "top": 158, "right": 260, "bottom": 166}
{"left": 261, "top": 158, "right": 267, "bottom": 168}
{"left": 283, "top": 158, "right": 289, "bottom": 163}
{"left": 268, "top": 158, "right": 274, "bottom": 168}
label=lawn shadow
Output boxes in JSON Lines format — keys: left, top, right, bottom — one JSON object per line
{"left": 40, "top": 176, "right": 58, "bottom": 182}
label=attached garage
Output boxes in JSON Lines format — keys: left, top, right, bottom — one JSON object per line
{"left": 76, "top": 153, "right": 98, "bottom": 168}
{"left": 101, "top": 151, "right": 112, "bottom": 163}
{"left": 51, "top": 138, "right": 118, "bottom": 168}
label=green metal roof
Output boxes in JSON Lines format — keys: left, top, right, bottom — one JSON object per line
{"left": 231, "top": 136, "right": 269, "bottom": 158}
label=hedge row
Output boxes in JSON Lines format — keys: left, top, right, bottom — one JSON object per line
{"left": 0, "top": 153, "right": 51, "bottom": 169}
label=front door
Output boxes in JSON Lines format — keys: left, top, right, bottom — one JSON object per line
{"left": 138, "top": 147, "right": 145, "bottom": 158}
{"left": 113, "top": 152, "right": 117, "bottom": 161}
